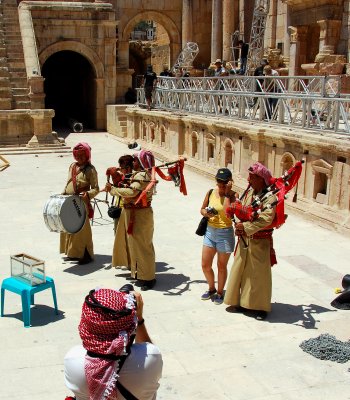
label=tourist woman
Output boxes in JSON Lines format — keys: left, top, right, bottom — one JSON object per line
{"left": 200, "top": 168, "right": 236, "bottom": 304}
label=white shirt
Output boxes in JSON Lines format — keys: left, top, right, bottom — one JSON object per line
{"left": 214, "top": 66, "right": 227, "bottom": 77}
{"left": 64, "top": 343, "right": 163, "bottom": 400}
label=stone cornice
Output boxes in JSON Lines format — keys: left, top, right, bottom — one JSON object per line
{"left": 19, "top": 1, "right": 114, "bottom": 12}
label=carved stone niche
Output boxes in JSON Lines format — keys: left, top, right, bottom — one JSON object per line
{"left": 266, "top": 48, "right": 284, "bottom": 69}
{"left": 311, "top": 158, "right": 333, "bottom": 204}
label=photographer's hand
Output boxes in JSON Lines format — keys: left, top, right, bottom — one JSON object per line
{"left": 133, "top": 292, "right": 152, "bottom": 344}
{"left": 134, "top": 291, "right": 144, "bottom": 321}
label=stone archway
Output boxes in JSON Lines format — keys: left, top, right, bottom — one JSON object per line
{"left": 120, "top": 11, "right": 181, "bottom": 70}
{"left": 223, "top": 138, "right": 234, "bottom": 168}
{"left": 280, "top": 152, "right": 295, "bottom": 175}
{"left": 39, "top": 41, "right": 105, "bottom": 130}
{"left": 191, "top": 131, "right": 199, "bottom": 159}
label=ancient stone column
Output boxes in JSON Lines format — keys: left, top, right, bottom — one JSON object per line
{"left": 27, "top": 109, "right": 60, "bottom": 147}
{"left": 288, "top": 25, "right": 308, "bottom": 76}
{"left": 182, "top": 0, "right": 193, "bottom": 47}
{"left": 282, "top": 2, "right": 290, "bottom": 66}
{"left": 315, "top": 19, "right": 342, "bottom": 62}
{"left": 211, "top": 0, "right": 223, "bottom": 61}
{"left": 222, "top": 0, "right": 235, "bottom": 62}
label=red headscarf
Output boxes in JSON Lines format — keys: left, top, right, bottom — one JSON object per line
{"left": 249, "top": 162, "right": 272, "bottom": 186}
{"left": 134, "top": 149, "right": 155, "bottom": 170}
{"left": 79, "top": 289, "right": 137, "bottom": 400}
{"left": 73, "top": 142, "right": 91, "bottom": 163}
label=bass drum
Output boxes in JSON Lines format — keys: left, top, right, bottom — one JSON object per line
{"left": 43, "top": 194, "right": 86, "bottom": 233}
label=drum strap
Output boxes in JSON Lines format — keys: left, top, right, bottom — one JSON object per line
{"left": 71, "top": 164, "right": 94, "bottom": 219}
{"left": 71, "top": 164, "right": 80, "bottom": 194}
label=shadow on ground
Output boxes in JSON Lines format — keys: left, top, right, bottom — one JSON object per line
{"left": 269, "top": 302, "right": 336, "bottom": 329}
{"left": 3, "top": 305, "right": 65, "bottom": 327}
{"left": 63, "top": 254, "right": 111, "bottom": 276}
{"left": 227, "top": 302, "right": 335, "bottom": 329}
{"left": 114, "top": 261, "right": 206, "bottom": 295}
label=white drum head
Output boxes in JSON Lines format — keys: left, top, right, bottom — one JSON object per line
{"left": 43, "top": 194, "right": 86, "bottom": 233}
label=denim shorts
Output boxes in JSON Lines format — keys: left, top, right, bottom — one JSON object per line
{"left": 203, "top": 226, "right": 235, "bottom": 253}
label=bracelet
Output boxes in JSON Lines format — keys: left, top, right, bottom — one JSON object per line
{"left": 137, "top": 318, "right": 145, "bottom": 326}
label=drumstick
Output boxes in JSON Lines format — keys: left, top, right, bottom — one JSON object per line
{"left": 105, "top": 176, "right": 110, "bottom": 203}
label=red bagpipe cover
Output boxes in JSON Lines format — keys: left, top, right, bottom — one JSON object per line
{"left": 105, "top": 167, "right": 123, "bottom": 185}
{"left": 226, "top": 161, "right": 303, "bottom": 229}
{"left": 135, "top": 159, "right": 187, "bottom": 206}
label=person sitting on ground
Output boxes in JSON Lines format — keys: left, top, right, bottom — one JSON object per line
{"left": 200, "top": 168, "right": 237, "bottom": 305}
{"left": 64, "top": 287, "right": 163, "bottom": 400}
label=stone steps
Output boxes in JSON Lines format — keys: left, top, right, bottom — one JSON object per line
{"left": 0, "top": 0, "right": 30, "bottom": 110}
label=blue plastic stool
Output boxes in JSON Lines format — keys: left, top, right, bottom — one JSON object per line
{"left": 1, "top": 276, "right": 58, "bottom": 328}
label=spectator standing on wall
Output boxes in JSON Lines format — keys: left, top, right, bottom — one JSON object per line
{"left": 263, "top": 65, "right": 279, "bottom": 119}
{"left": 143, "top": 65, "right": 157, "bottom": 111}
{"left": 253, "top": 58, "right": 269, "bottom": 106}
{"left": 238, "top": 40, "right": 249, "bottom": 74}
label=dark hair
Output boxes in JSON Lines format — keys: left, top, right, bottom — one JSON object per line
{"left": 216, "top": 179, "right": 229, "bottom": 184}
{"left": 118, "top": 154, "right": 134, "bottom": 169}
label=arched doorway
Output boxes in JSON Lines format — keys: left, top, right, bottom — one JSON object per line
{"left": 121, "top": 11, "right": 181, "bottom": 79}
{"left": 42, "top": 51, "right": 96, "bottom": 130}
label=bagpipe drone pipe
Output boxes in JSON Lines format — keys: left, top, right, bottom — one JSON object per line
{"left": 105, "top": 158, "right": 188, "bottom": 207}
{"left": 226, "top": 160, "right": 304, "bottom": 230}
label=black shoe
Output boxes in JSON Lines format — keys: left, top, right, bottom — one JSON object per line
{"left": 226, "top": 305, "right": 244, "bottom": 313}
{"left": 255, "top": 311, "right": 267, "bottom": 321}
{"left": 64, "top": 256, "right": 80, "bottom": 261}
{"left": 78, "top": 250, "right": 93, "bottom": 265}
{"left": 141, "top": 279, "right": 156, "bottom": 291}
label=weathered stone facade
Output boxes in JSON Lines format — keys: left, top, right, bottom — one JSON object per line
{"left": 108, "top": 104, "right": 350, "bottom": 234}
{"left": 1, "top": 0, "right": 350, "bottom": 231}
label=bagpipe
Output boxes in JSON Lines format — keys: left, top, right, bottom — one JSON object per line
{"left": 226, "top": 160, "right": 304, "bottom": 230}
{"left": 105, "top": 158, "right": 187, "bottom": 207}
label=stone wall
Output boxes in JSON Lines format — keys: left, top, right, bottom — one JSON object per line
{"left": 107, "top": 105, "right": 350, "bottom": 234}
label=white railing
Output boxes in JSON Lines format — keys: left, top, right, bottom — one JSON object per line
{"left": 137, "top": 75, "right": 350, "bottom": 134}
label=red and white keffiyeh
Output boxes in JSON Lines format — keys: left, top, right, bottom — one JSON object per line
{"left": 78, "top": 289, "right": 137, "bottom": 400}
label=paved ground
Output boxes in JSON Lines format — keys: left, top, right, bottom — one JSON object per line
{"left": 0, "top": 131, "right": 349, "bottom": 400}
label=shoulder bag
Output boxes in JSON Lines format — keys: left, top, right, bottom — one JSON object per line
{"left": 195, "top": 189, "right": 213, "bottom": 236}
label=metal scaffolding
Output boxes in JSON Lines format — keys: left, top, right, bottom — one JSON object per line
{"left": 246, "top": 0, "right": 270, "bottom": 75}
{"left": 136, "top": 75, "right": 350, "bottom": 134}
{"left": 171, "top": 42, "right": 199, "bottom": 74}
{"left": 230, "top": 30, "right": 244, "bottom": 70}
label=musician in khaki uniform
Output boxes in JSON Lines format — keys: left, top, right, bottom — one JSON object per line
{"left": 60, "top": 142, "right": 99, "bottom": 265}
{"left": 224, "top": 162, "right": 276, "bottom": 320}
{"left": 105, "top": 150, "right": 156, "bottom": 291}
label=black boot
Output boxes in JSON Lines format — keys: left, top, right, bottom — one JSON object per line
{"left": 141, "top": 279, "right": 156, "bottom": 291}
{"left": 79, "top": 249, "right": 93, "bottom": 265}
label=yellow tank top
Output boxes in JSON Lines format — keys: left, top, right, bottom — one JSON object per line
{"left": 207, "top": 189, "right": 233, "bottom": 229}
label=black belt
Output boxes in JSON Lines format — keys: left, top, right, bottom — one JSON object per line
{"left": 86, "top": 350, "right": 122, "bottom": 361}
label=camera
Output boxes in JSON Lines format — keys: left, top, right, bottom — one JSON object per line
{"left": 205, "top": 206, "right": 218, "bottom": 215}
{"left": 119, "top": 283, "right": 134, "bottom": 293}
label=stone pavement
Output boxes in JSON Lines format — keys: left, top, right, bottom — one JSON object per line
{"left": 0, "top": 132, "right": 349, "bottom": 400}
